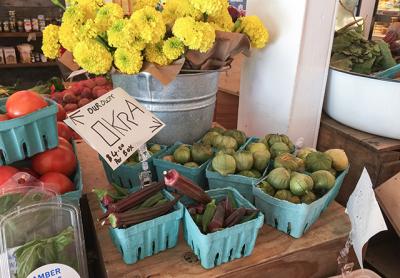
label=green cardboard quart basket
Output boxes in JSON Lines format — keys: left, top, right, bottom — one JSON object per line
{"left": 106, "top": 190, "right": 184, "bottom": 265}
{"left": 100, "top": 144, "right": 168, "bottom": 192}
{"left": 182, "top": 188, "right": 264, "bottom": 269}
{"left": 153, "top": 142, "right": 212, "bottom": 190}
{"left": 206, "top": 137, "right": 269, "bottom": 203}
{"left": 11, "top": 140, "right": 83, "bottom": 205}
{"left": 253, "top": 167, "right": 349, "bottom": 238}
{"left": 0, "top": 98, "right": 58, "bottom": 165}
{"left": 61, "top": 141, "right": 84, "bottom": 204}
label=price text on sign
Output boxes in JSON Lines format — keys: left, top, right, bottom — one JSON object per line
{"left": 64, "top": 87, "right": 165, "bottom": 170}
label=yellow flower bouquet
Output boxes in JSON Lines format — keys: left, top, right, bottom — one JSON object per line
{"left": 43, "top": 0, "right": 269, "bottom": 77}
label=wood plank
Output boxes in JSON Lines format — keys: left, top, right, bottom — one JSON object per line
{"left": 0, "top": 32, "right": 42, "bottom": 38}
{"left": 0, "top": 0, "right": 57, "bottom": 7}
{"left": 74, "top": 140, "right": 112, "bottom": 194}
{"left": 320, "top": 115, "right": 400, "bottom": 152}
{"left": 377, "top": 160, "right": 400, "bottom": 186}
{"left": 87, "top": 193, "right": 349, "bottom": 278}
{"left": 0, "top": 62, "right": 58, "bottom": 69}
{"left": 76, "top": 141, "right": 351, "bottom": 277}
{"left": 321, "top": 115, "right": 377, "bottom": 143}
{"left": 375, "top": 172, "right": 400, "bottom": 236}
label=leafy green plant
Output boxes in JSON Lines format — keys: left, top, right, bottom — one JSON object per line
{"left": 15, "top": 226, "right": 75, "bottom": 278}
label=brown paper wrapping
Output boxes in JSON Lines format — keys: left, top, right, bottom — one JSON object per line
{"left": 141, "top": 58, "right": 185, "bottom": 85}
{"left": 58, "top": 51, "right": 80, "bottom": 71}
{"left": 185, "top": 31, "right": 251, "bottom": 70}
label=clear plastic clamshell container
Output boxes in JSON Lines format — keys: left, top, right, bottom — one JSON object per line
{"left": 0, "top": 202, "right": 88, "bottom": 278}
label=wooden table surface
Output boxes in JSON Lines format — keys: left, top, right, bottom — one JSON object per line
{"left": 76, "top": 141, "right": 351, "bottom": 278}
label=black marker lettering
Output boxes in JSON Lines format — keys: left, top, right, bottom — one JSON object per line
{"left": 102, "top": 110, "right": 128, "bottom": 136}
{"left": 117, "top": 112, "right": 138, "bottom": 129}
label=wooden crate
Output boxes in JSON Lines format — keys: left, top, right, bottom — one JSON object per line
{"left": 317, "top": 114, "right": 400, "bottom": 206}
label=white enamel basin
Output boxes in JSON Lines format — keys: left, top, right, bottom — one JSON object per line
{"left": 324, "top": 67, "right": 400, "bottom": 140}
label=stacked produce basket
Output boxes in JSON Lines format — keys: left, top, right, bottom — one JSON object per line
{"left": 0, "top": 91, "right": 87, "bottom": 277}
{"left": 0, "top": 91, "right": 83, "bottom": 204}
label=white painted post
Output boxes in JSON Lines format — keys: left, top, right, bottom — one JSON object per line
{"left": 238, "top": 0, "right": 338, "bottom": 147}
{"left": 358, "top": 0, "right": 376, "bottom": 37}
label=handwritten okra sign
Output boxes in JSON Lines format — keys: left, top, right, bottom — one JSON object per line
{"left": 64, "top": 87, "right": 165, "bottom": 170}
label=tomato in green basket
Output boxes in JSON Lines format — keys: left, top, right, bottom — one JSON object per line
{"left": 57, "top": 122, "right": 73, "bottom": 141}
{"left": 32, "top": 146, "right": 77, "bottom": 176}
{"left": 40, "top": 172, "right": 74, "bottom": 194}
{"left": 0, "top": 166, "right": 19, "bottom": 187}
{"left": 6, "top": 91, "right": 48, "bottom": 118}
{"left": 58, "top": 137, "right": 73, "bottom": 151}
{"left": 0, "top": 114, "right": 9, "bottom": 121}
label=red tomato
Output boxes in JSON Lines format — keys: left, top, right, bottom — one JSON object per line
{"left": 40, "top": 172, "right": 74, "bottom": 194}
{"left": 58, "top": 136, "right": 73, "bottom": 151}
{"left": 56, "top": 104, "right": 67, "bottom": 121}
{"left": 32, "top": 146, "right": 77, "bottom": 176}
{"left": 72, "top": 131, "right": 82, "bottom": 140}
{"left": 0, "top": 114, "right": 10, "bottom": 121}
{"left": 19, "top": 167, "right": 40, "bottom": 179}
{"left": 6, "top": 91, "right": 48, "bottom": 118}
{"left": 0, "top": 166, "right": 19, "bottom": 186}
{"left": 57, "top": 122, "right": 73, "bottom": 141}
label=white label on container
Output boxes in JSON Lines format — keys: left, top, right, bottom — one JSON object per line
{"left": 27, "top": 263, "right": 80, "bottom": 278}
{"left": 64, "top": 87, "right": 165, "bottom": 170}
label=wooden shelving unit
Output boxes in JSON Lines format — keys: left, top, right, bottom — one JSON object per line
{"left": 0, "top": 62, "right": 57, "bottom": 69}
{"left": 0, "top": 32, "right": 42, "bottom": 38}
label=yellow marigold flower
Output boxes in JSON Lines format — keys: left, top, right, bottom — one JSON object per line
{"left": 42, "top": 24, "right": 60, "bottom": 59}
{"left": 208, "top": 8, "right": 234, "bottom": 32}
{"left": 130, "top": 7, "right": 166, "bottom": 44}
{"left": 73, "top": 39, "right": 113, "bottom": 74}
{"left": 114, "top": 47, "right": 143, "bottom": 74}
{"left": 77, "top": 19, "right": 99, "bottom": 41}
{"left": 145, "top": 42, "right": 171, "bottom": 66}
{"left": 132, "top": 0, "right": 159, "bottom": 11}
{"left": 59, "top": 22, "right": 80, "bottom": 52}
{"left": 172, "top": 17, "right": 215, "bottom": 52}
{"left": 162, "top": 36, "right": 185, "bottom": 60}
{"left": 189, "top": 0, "right": 228, "bottom": 16}
{"left": 68, "top": 0, "right": 101, "bottom": 19}
{"left": 162, "top": 0, "right": 202, "bottom": 26}
{"left": 62, "top": 5, "right": 86, "bottom": 24}
{"left": 107, "top": 19, "right": 146, "bottom": 50}
{"left": 237, "top": 16, "right": 269, "bottom": 48}
{"left": 196, "top": 22, "right": 216, "bottom": 52}
{"left": 95, "top": 3, "right": 124, "bottom": 32}
{"left": 107, "top": 19, "right": 127, "bottom": 48}
{"left": 60, "top": 5, "right": 87, "bottom": 51}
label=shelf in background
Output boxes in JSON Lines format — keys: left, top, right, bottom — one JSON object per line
{"left": 0, "top": 32, "right": 42, "bottom": 38}
{"left": 0, "top": 62, "right": 58, "bottom": 69}
{"left": 377, "top": 9, "right": 400, "bottom": 17}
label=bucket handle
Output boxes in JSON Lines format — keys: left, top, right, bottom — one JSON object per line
{"left": 180, "top": 65, "right": 231, "bottom": 74}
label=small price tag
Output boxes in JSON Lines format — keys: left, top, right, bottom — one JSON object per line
{"left": 64, "top": 88, "right": 165, "bottom": 170}
{"left": 137, "top": 144, "right": 152, "bottom": 187}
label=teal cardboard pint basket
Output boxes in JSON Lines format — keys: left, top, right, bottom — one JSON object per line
{"left": 253, "top": 167, "right": 349, "bottom": 238}
{"left": 100, "top": 144, "right": 167, "bottom": 192}
{"left": 206, "top": 137, "right": 269, "bottom": 203}
{"left": 61, "top": 141, "right": 83, "bottom": 204}
{"left": 0, "top": 98, "right": 58, "bottom": 165}
{"left": 107, "top": 190, "right": 184, "bottom": 264}
{"left": 183, "top": 188, "right": 264, "bottom": 269}
{"left": 153, "top": 142, "right": 212, "bottom": 189}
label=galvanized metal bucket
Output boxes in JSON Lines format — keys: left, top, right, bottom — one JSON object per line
{"left": 112, "top": 72, "right": 220, "bottom": 145}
